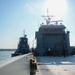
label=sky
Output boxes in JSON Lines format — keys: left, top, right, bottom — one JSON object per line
{"left": 0, "top": 0, "right": 75, "bottom": 49}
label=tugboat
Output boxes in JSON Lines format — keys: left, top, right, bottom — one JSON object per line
{"left": 12, "top": 31, "right": 30, "bottom": 57}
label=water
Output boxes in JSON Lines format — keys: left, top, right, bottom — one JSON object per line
{"left": 0, "top": 51, "right": 15, "bottom": 61}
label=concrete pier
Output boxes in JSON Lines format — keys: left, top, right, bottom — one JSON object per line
{"left": 0, "top": 53, "right": 32, "bottom": 75}
{"left": 1, "top": 54, "right": 75, "bottom": 75}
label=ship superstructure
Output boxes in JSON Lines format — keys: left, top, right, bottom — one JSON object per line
{"left": 35, "top": 11, "right": 70, "bottom": 56}
{"left": 13, "top": 32, "right": 30, "bottom": 56}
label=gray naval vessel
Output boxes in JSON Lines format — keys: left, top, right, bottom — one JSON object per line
{"left": 12, "top": 33, "right": 30, "bottom": 57}
{"left": 34, "top": 10, "right": 70, "bottom": 56}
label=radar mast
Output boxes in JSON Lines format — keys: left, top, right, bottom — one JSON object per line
{"left": 42, "top": 9, "right": 53, "bottom": 25}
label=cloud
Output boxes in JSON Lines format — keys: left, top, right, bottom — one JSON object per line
{"left": 25, "top": 3, "right": 35, "bottom": 13}
{"left": 25, "top": 3, "right": 39, "bottom": 13}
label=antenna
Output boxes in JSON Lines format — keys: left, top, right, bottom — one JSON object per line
{"left": 23, "top": 29, "right": 26, "bottom": 37}
{"left": 38, "top": 18, "right": 40, "bottom": 29}
{"left": 23, "top": 29, "right": 25, "bottom": 36}
{"left": 47, "top": 9, "right": 49, "bottom": 17}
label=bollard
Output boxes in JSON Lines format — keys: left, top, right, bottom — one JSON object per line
{"left": 30, "top": 55, "right": 37, "bottom": 74}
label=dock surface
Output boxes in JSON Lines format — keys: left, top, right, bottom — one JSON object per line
{"left": 36, "top": 56, "right": 75, "bottom": 75}
{"left": 0, "top": 54, "right": 75, "bottom": 75}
